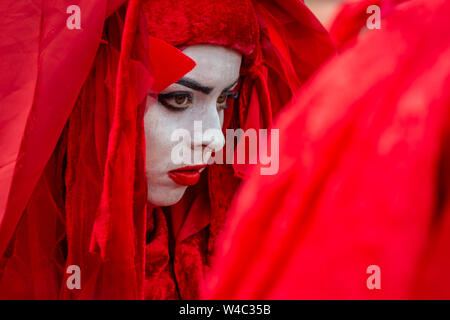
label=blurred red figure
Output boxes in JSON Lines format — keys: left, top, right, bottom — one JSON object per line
{"left": 207, "top": 0, "right": 450, "bottom": 299}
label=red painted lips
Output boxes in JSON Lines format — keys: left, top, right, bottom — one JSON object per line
{"left": 168, "top": 165, "right": 207, "bottom": 186}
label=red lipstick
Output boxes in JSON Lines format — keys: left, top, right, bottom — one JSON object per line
{"left": 168, "top": 165, "right": 207, "bottom": 186}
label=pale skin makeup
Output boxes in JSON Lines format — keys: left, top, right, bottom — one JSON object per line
{"left": 144, "top": 45, "right": 242, "bottom": 206}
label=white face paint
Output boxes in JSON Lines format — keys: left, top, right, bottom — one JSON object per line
{"left": 144, "top": 45, "right": 242, "bottom": 206}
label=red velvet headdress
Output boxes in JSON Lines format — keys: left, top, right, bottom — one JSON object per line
{"left": 143, "top": 0, "right": 259, "bottom": 56}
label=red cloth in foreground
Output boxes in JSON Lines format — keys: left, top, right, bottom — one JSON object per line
{"left": 207, "top": 0, "right": 450, "bottom": 299}
{"left": 0, "top": 0, "right": 334, "bottom": 299}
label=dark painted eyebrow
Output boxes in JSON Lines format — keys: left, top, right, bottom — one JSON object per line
{"left": 176, "top": 78, "right": 239, "bottom": 95}
{"left": 176, "top": 78, "right": 213, "bottom": 94}
{"left": 223, "top": 79, "right": 239, "bottom": 92}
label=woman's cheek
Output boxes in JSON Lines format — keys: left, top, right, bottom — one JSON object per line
{"left": 145, "top": 103, "right": 177, "bottom": 170}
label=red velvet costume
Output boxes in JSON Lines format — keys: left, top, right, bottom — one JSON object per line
{"left": 0, "top": 0, "right": 334, "bottom": 299}
{"left": 207, "top": 0, "right": 450, "bottom": 299}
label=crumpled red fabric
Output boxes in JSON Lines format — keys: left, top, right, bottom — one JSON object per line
{"left": 0, "top": 0, "right": 126, "bottom": 271}
{"left": 206, "top": 0, "right": 450, "bottom": 299}
{"left": 0, "top": 0, "right": 334, "bottom": 299}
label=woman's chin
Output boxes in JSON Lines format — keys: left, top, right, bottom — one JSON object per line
{"left": 147, "top": 185, "right": 188, "bottom": 207}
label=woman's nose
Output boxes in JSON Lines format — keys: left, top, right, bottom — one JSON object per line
{"left": 192, "top": 104, "right": 225, "bottom": 153}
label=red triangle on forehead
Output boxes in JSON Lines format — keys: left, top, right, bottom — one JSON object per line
{"left": 148, "top": 36, "right": 196, "bottom": 93}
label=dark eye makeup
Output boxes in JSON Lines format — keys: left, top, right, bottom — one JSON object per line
{"left": 158, "top": 89, "right": 239, "bottom": 112}
{"left": 158, "top": 92, "right": 193, "bottom": 112}
{"left": 217, "top": 90, "right": 239, "bottom": 110}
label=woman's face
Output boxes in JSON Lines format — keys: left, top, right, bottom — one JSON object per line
{"left": 144, "top": 44, "right": 242, "bottom": 206}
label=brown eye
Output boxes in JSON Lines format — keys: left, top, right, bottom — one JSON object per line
{"left": 175, "top": 95, "right": 188, "bottom": 105}
{"left": 217, "top": 94, "right": 227, "bottom": 104}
